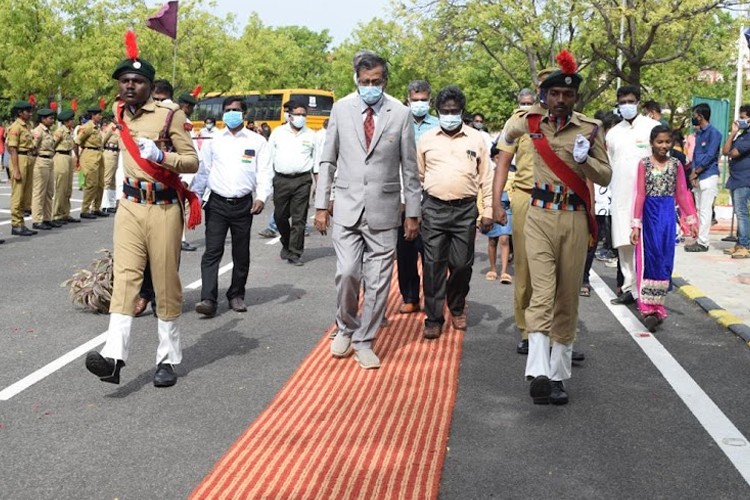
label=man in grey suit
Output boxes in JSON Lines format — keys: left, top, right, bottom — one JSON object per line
{"left": 314, "top": 52, "right": 421, "bottom": 369}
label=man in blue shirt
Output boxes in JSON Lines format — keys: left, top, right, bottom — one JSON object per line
{"left": 686, "top": 103, "right": 722, "bottom": 252}
{"left": 397, "top": 80, "right": 438, "bottom": 314}
{"left": 722, "top": 104, "right": 750, "bottom": 258}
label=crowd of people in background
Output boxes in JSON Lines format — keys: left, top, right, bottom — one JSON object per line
{"left": 2, "top": 44, "right": 748, "bottom": 406}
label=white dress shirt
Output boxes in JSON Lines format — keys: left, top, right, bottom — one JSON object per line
{"left": 191, "top": 127, "right": 273, "bottom": 203}
{"left": 268, "top": 123, "right": 316, "bottom": 175}
{"left": 313, "top": 128, "right": 327, "bottom": 175}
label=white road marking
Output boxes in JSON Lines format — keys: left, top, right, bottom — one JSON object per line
{"left": 0, "top": 262, "right": 234, "bottom": 401}
{"left": 590, "top": 270, "right": 750, "bottom": 486}
{"left": 265, "top": 235, "right": 281, "bottom": 245}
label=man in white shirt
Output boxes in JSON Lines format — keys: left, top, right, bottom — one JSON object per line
{"left": 606, "top": 85, "right": 660, "bottom": 305}
{"left": 191, "top": 96, "right": 274, "bottom": 317}
{"left": 269, "top": 100, "right": 317, "bottom": 265}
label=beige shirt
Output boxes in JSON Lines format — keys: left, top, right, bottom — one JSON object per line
{"left": 33, "top": 123, "right": 55, "bottom": 156}
{"left": 498, "top": 109, "right": 535, "bottom": 191}
{"left": 417, "top": 124, "right": 493, "bottom": 219}
{"left": 502, "top": 104, "right": 611, "bottom": 190}
{"left": 54, "top": 125, "right": 74, "bottom": 152}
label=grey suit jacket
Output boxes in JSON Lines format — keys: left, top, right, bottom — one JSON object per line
{"left": 315, "top": 94, "right": 421, "bottom": 230}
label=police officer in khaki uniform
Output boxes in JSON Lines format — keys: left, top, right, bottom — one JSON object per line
{"left": 503, "top": 52, "right": 611, "bottom": 405}
{"left": 76, "top": 106, "right": 107, "bottom": 219}
{"left": 6, "top": 100, "right": 38, "bottom": 236}
{"left": 52, "top": 110, "right": 80, "bottom": 224}
{"left": 31, "top": 108, "right": 61, "bottom": 230}
{"left": 85, "top": 33, "right": 199, "bottom": 388}
{"left": 101, "top": 114, "right": 121, "bottom": 214}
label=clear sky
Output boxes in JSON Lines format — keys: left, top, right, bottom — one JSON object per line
{"left": 207, "top": 0, "right": 392, "bottom": 45}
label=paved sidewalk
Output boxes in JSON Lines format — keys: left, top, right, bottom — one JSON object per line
{"left": 673, "top": 206, "right": 750, "bottom": 335}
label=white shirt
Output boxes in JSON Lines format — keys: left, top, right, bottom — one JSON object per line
{"left": 191, "top": 127, "right": 273, "bottom": 203}
{"left": 268, "top": 123, "right": 316, "bottom": 175}
{"left": 606, "top": 114, "right": 661, "bottom": 247}
{"left": 313, "top": 128, "right": 327, "bottom": 175}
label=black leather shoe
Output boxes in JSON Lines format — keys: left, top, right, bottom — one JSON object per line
{"left": 644, "top": 314, "right": 659, "bottom": 333}
{"left": 85, "top": 351, "right": 125, "bottom": 384}
{"left": 0, "top": 238, "right": 4, "bottom": 244}
{"left": 229, "top": 297, "right": 247, "bottom": 312}
{"left": 46, "top": 220, "right": 63, "bottom": 228}
{"left": 572, "top": 350, "right": 585, "bottom": 362}
{"left": 181, "top": 241, "right": 197, "bottom": 252}
{"left": 529, "top": 375, "right": 551, "bottom": 404}
{"left": 80, "top": 212, "right": 97, "bottom": 219}
{"left": 11, "top": 226, "right": 35, "bottom": 236}
{"left": 195, "top": 299, "right": 217, "bottom": 317}
{"left": 610, "top": 291, "right": 635, "bottom": 305}
{"left": 517, "top": 339, "right": 529, "bottom": 355}
{"left": 287, "top": 257, "right": 304, "bottom": 266}
{"left": 23, "top": 210, "right": 31, "bottom": 217}
{"left": 550, "top": 381, "right": 569, "bottom": 405}
{"left": 64, "top": 216, "right": 81, "bottom": 223}
{"left": 55, "top": 218, "right": 68, "bottom": 225}
{"left": 106, "top": 207, "right": 117, "bottom": 214}
{"left": 93, "top": 210, "right": 109, "bottom": 217}
{"left": 32, "top": 222, "right": 52, "bottom": 230}
{"left": 153, "top": 364, "right": 177, "bottom": 387}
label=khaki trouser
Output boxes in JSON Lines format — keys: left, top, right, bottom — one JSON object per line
{"left": 108, "top": 199, "right": 184, "bottom": 321}
{"left": 80, "top": 150, "right": 103, "bottom": 214}
{"left": 53, "top": 153, "right": 73, "bottom": 220}
{"left": 524, "top": 205, "right": 589, "bottom": 344}
{"left": 103, "top": 150, "right": 118, "bottom": 190}
{"left": 10, "top": 155, "right": 35, "bottom": 226}
{"left": 31, "top": 157, "right": 54, "bottom": 223}
{"left": 510, "top": 189, "right": 532, "bottom": 339}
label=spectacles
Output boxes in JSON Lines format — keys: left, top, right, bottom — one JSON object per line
{"left": 358, "top": 78, "right": 384, "bottom": 87}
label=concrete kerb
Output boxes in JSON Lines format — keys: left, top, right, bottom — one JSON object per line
{"left": 672, "top": 274, "right": 750, "bottom": 347}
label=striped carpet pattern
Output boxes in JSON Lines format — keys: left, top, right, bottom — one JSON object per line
{"left": 191, "top": 277, "right": 464, "bottom": 499}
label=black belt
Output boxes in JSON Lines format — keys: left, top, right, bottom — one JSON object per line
{"left": 104, "top": 146, "right": 120, "bottom": 152}
{"left": 37, "top": 154, "right": 53, "bottom": 159}
{"left": 274, "top": 170, "right": 311, "bottom": 179}
{"left": 82, "top": 146, "right": 102, "bottom": 151}
{"left": 17, "top": 151, "right": 34, "bottom": 156}
{"left": 530, "top": 187, "right": 585, "bottom": 207}
{"left": 55, "top": 151, "right": 71, "bottom": 155}
{"left": 211, "top": 192, "right": 252, "bottom": 205}
{"left": 425, "top": 193, "right": 476, "bottom": 206}
{"left": 123, "top": 183, "right": 179, "bottom": 204}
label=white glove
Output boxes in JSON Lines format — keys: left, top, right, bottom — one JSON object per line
{"left": 137, "top": 137, "right": 164, "bottom": 163}
{"left": 573, "top": 134, "right": 590, "bottom": 164}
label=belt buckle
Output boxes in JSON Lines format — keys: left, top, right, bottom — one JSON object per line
{"left": 553, "top": 190, "right": 568, "bottom": 205}
{"left": 145, "top": 188, "right": 156, "bottom": 204}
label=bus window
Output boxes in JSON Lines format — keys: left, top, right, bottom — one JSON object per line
{"left": 290, "top": 93, "right": 333, "bottom": 117}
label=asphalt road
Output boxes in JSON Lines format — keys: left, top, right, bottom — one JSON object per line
{"left": 1, "top": 182, "right": 750, "bottom": 499}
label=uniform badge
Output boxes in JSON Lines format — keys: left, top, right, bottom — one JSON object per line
{"left": 133, "top": 61, "right": 142, "bottom": 69}
{"left": 564, "top": 76, "right": 572, "bottom": 84}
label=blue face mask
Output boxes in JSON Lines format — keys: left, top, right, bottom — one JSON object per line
{"left": 291, "top": 116, "right": 307, "bottom": 129}
{"left": 359, "top": 85, "right": 383, "bottom": 106}
{"left": 738, "top": 119, "right": 750, "bottom": 130}
{"left": 410, "top": 101, "right": 430, "bottom": 118}
{"left": 439, "top": 114, "right": 463, "bottom": 131}
{"left": 223, "top": 110, "right": 244, "bottom": 129}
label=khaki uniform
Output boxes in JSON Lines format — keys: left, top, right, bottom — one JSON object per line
{"left": 31, "top": 123, "right": 56, "bottom": 223}
{"left": 53, "top": 125, "right": 75, "bottom": 220}
{"left": 104, "top": 100, "right": 199, "bottom": 322}
{"left": 102, "top": 125, "right": 120, "bottom": 195}
{"left": 75, "top": 121, "right": 104, "bottom": 214}
{"left": 504, "top": 105, "right": 611, "bottom": 345}
{"left": 499, "top": 109, "right": 535, "bottom": 340}
{"left": 6, "top": 118, "right": 36, "bottom": 227}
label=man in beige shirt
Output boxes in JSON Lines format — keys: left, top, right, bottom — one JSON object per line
{"left": 417, "top": 85, "right": 493, "bottom": 340}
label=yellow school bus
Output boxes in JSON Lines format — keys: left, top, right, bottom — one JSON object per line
{"left": 192, "top": 88, "right": 334, "bottom": 132}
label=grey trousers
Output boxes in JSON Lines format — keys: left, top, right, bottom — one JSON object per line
{"left": 332, "top": 211, "right": 397, "bottom": 350}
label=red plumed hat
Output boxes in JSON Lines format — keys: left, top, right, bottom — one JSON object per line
{"left": 50, "top": 101, "right": 58, "bottom": 111}
{"left": 71, "top": 99, "right": 78, "bottom": 112}
{"left": 191, "top": 85, "right": 202, "bottom": 98}
{"left": 28, "top": 94, "right": 36, "bottom": 107}
{"left": 540, "top": 49, "right": 583, "bottom": 90}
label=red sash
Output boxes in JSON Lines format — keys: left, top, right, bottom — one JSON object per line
{"left": 527, "top": 113, "right": 597, "bottom": 248}
{"left": 116, "top": 102, "right": 201, "bottom": 229}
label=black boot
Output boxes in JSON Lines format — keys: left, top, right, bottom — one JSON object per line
{"left": 550, "top": 381, "right": 569, "bottom": 405}
{"left": 85, "top": 352, "right": 125, "bottom": 384}
{"left": 529, "top": 375, "right": 551, "bottom": 404}
{"left": 153, "top": 364, "right": 177, "bottom": 387}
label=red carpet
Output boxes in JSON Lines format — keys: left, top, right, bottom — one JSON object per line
{"left": 191, "top": 274, "right": 464, "bottom": 499}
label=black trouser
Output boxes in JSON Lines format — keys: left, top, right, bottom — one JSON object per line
{"left": 200, "top": 193, "right": 254, "bottom": 302}
{"left": 397, "top": 211, "right": 423, "bottom": 304}
{"left": 139, "top": 262, "right": 155, "bottom": 301}
{"left": 583, "top": 214, "right": 611, "bottom": 285}
{"left": 421, "top": 196, "right": 477, "bottom": 327}
{"left": 273, "top": 172, "right": 312, "bottom": 259}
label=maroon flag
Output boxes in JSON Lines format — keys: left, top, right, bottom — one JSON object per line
{"left": 146, "top": 1, "right": 179, "bottom": 39}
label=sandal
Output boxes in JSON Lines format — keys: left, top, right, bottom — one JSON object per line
{"left": 500, "top": 273, "right": 512, "bottom": 284}
{"left": 486, "top": 271, "right": 498, "bottom": 281}
{"left": 580, "top": 284, "right": 591, "bottom": 297}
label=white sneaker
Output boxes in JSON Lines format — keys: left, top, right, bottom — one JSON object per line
{"left": 330, "top": 333, "right": 353, "bottom": 357}
{"left": 354, "top": 348, "right": 381, "bottom": 369}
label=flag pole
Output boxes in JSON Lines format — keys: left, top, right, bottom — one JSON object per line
{"left": 172, "top": 37, "right": 178, "bottom": 86}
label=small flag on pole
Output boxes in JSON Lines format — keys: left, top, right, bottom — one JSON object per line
{"left": 146, "top": 1, "right": 179, "bottom": 39}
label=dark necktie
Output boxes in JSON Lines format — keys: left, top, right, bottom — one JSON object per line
{"left": 364, "top": 107, "right": 374, "bottom": 149}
